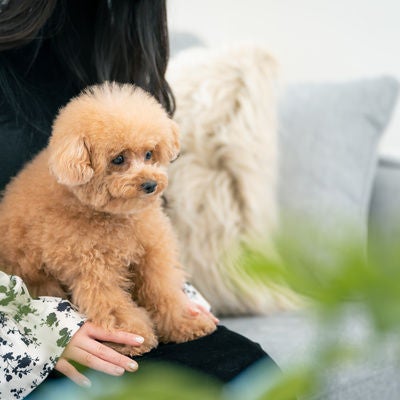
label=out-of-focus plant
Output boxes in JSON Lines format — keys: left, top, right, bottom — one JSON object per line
{"left": 243, "top": 221, "right": 400, "bottom": 333}
{"left": 237, "top": 219, "right": 400, "bottom": 399}
{"left": 30, "top": 363, "right": 223, "bottom": 400}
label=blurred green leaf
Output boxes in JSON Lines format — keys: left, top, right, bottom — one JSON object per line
{"left": 257, "top": 367, "right": 317, "bottom": 400}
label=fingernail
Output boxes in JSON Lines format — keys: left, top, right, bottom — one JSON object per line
{"left": 82, "top": 378, "right": 92, "bottom": 388}
{"left": 114, "top": 366, "right": 125, "bottom": 375}
{"left": 128, "top": 361, "right": 138, "bottom": 371}
{"left": 134, "top": 336, "right": 144, "bottom": 344}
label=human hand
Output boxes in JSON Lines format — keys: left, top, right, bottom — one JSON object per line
{"left": 55, "top": 322, "right": 144, "bottom": 387}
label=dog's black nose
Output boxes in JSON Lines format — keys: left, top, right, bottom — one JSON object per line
{"left": 140, "top": 180, "right": 157, "bottom": 194}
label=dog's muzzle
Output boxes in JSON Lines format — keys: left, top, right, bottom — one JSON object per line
{"left": 140, "top": 180, "right": 157, "bottom": 194}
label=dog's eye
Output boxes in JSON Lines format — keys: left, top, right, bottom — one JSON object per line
{"left": 111, "top": 154, "right": 125, "bottom": 165}
{"left": 144, "top": 151, "right": 153, "bottom": 161}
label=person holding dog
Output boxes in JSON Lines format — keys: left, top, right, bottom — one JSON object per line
{"left": 0, "top": 1, "right": 277, "bottom": 399}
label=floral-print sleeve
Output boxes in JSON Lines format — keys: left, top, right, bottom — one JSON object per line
{"left": 0, "top": 271, "right": 86, "bottom": 400}
{"left": 183, "top": 282, "right": 211, "bottom": 311}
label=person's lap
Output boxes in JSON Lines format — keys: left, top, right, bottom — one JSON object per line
{"left": 26, "top": 326, "right": 279, "bottom": 399}
{"left": 138, "top": 325, "right": 274, "bottom": 382}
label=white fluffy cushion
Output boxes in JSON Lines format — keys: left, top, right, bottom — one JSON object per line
{"left": 166, "top": 46, "right": 296, "bottom": 316}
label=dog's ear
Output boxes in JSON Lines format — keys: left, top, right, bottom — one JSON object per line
{"left": 167, "top": 120, "right": 180, "bottom": 161}
{"left": 156, "top": 120, "right": 180, "bottom": 164}
{"left": 48, "top": 134, "right": 94, "bottom": 186}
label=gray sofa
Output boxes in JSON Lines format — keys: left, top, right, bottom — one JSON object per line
{"left": 208, "top": 76, "right": 400, "bottom": 400}
{"left": 222, "top": 158, "right": 400, "bottom": 400}
{"left": 220, "top": 82, "right": 400, "bottom": 397}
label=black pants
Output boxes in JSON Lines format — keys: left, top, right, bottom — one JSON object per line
{"left": 27, "top": 326, "right": 279, "bottom": 398}
{"left": 138, "top": 325, "right": 274, "bottom": 382}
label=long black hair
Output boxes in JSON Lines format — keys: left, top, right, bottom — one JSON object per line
{"left": 0, "top": 0, "right": 175, "bottom": 136}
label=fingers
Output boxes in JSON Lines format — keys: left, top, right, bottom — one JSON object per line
{"left": 84, "top": 322, "right": 144, "bottom": 346}
{"left": 55, "top": 358, "right": 91, "bottom": 388}
{"left": 66, "top": 344, "right": 130, "bottom": 376}
{"left": 56, "top": 322, "right": 146, "bottom": 387}
{"left": 63, "top": 323, "right": 139, "bottom": 374}
{"left": 76, "top": 335, "right": 138, "bottom": 373}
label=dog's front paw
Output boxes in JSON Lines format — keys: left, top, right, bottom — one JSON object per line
{"left": 160, "top": 312, "right": 217, "bottom": 343}
{"left": 116, "top": 309, "right": 158, "bottom": 356}
{"left": 94, "top": 308, "right": 158, "bottom": 356}
{"left": 155, "top": 301, "right": 217, "bottom": 344}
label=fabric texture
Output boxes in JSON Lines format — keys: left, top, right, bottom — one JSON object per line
{"left": 166, "top": 45, "right": 296, "bottom": 316}
{"left": 278, "top": 77, "right": 399, "bottom": 259}
{"left": 0, "top": 272, "right": 85, "bottom": 400}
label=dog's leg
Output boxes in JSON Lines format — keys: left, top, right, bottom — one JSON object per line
{"left": 133, "top": 211, "right": 217, "bottom": 343}
{"left": 46, "top": 257, "right": 158, "bottom": 356}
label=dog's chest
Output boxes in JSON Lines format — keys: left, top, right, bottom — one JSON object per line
{"left": 91, "top": 215, "right": 146, "bottom": 266}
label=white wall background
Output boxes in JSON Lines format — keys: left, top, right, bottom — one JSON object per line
{"left": 168, "top": 0, "right": 400, "bottom": 157}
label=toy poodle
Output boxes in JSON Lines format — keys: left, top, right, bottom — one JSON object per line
{"left": 0, "top": 82, "right": 217, "bottom": 355}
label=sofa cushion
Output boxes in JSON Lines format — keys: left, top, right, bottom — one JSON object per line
{"left": 166, "top": 46, "right": 299, "bottom": 316}
{"left": 169, "top": 35, "right": 400, "bottom": 260}
{"left": 278, "top": 77, "right": 399, "bottom": 262}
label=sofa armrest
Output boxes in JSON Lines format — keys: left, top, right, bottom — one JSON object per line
{"left": 368, "top": 156, "right": 400, "bottom": 259}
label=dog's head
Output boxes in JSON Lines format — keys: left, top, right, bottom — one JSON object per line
{"left": 48, "top": 82, "right": 179, "bottom": 214}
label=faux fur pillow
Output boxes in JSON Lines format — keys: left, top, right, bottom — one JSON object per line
{"left": 166, "top": 46, "right": 296, "bottom": 316}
